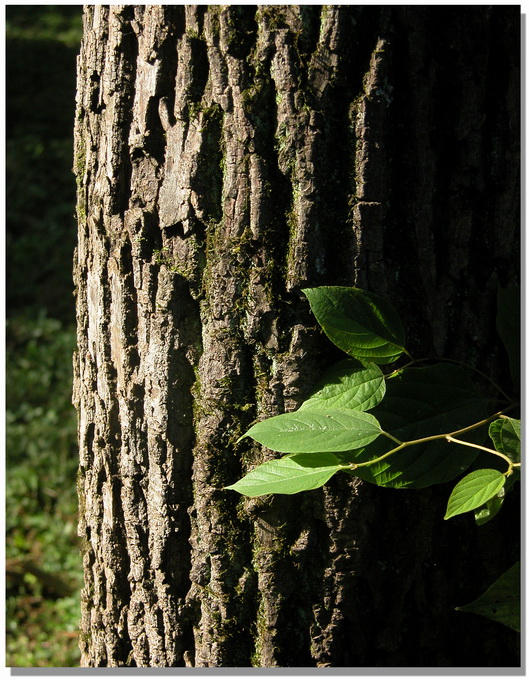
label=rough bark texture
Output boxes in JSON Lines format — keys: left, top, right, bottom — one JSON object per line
{"left": 73, "top": 5, "right": 520, "bottom": 667}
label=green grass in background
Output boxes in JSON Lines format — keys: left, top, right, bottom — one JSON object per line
{"left": 6, "top": 317, "right": 80, "bottom": 667}
{"left": 5, "top": 5, "right": 84, "bottom": 47}
{"left": 6, "top": 5, "right": 83, "bottom": 667}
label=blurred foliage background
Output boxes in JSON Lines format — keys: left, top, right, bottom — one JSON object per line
{"left": 6, "top": 6, "right": 83, "bottom": 666}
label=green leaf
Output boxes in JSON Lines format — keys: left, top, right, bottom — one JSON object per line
{"left": 497, "top": 287, "right": 520, "bottom": 387}
{"left": 456, "top": 562, "right": 520, "bottom": 632}
{"left": 240, "top": 408, "right": 382, "bottom": 454}
{"left": 225, "top": 452, "right": 344, "bottom": 497}
{"left": 474, "top": 493, "right": 504, "bottom": 526}
{"left": 489, "top": 417, "right": 520, "bottom": 463}
{"left": 302, "top": 286, "right": 406, "bottom": 364}
{"left": 444, "top": 469, "right": 505, "bottom": 520}
{"left": 299, "top": 359, "right": 386, "bottom": 412}
{"left": 350, "top": 364, "right": 489, "bottom": 488}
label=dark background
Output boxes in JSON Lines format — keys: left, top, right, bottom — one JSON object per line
{"left": 6, "top": 6, "right": 83, "bottom": 666}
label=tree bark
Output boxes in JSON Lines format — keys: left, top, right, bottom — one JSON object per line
{"left": 73, "top": 5, "right": 520, "bottom": 667}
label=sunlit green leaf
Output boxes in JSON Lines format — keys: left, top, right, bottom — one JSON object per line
{"left": 303, "top": 286, "right": 406, "bottom": 364}
{"left": 225, "top": 452, "right": 344, "bottom": 497}
{"left": 299, "top": 359, "right": 385, "bottom": 412}
{"left": 489, "top": 417, "right": 520, "bottom": 463}
{"left": 456, "top": 562, "right": 520, "bottom": 632}
{"left": 444, "top": 469, "right": 505, "bottom": 520}
{"left": 240, "top": 408, "right": 382, "bottom": 454}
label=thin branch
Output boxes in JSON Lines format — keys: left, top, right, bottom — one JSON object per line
{"left": 446, "top": 436, "right": 515, "bottom": 476}
{"left": 349, "top": 407, "right": 517, "bottom": 473}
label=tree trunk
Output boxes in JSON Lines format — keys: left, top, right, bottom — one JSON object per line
{"left": 73, "top": 5, "right": 520, "bottom": 667}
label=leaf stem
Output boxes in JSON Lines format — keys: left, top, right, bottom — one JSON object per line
{"left": 385, "top": 356, "right": 514, "bottom": 404}
{"left": 416, "top": 408, "right": 513, "bottom": 443}
{"left": 350, "top": 442, "right": 407, "bottom": 470}
{"left": 349, "top": 407, "right": 515, "bottom": 473}
{"left": 433, "top": 357, "right": 513, "bottom": 402}
{"left": 445, "top": 436, "right": 516, "bottom": 476}
{"left": 384, "top": 357, "right": 429, "bottom": 379}
{"left": 382, "top": 431, "right": 403, "bottom": 446}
